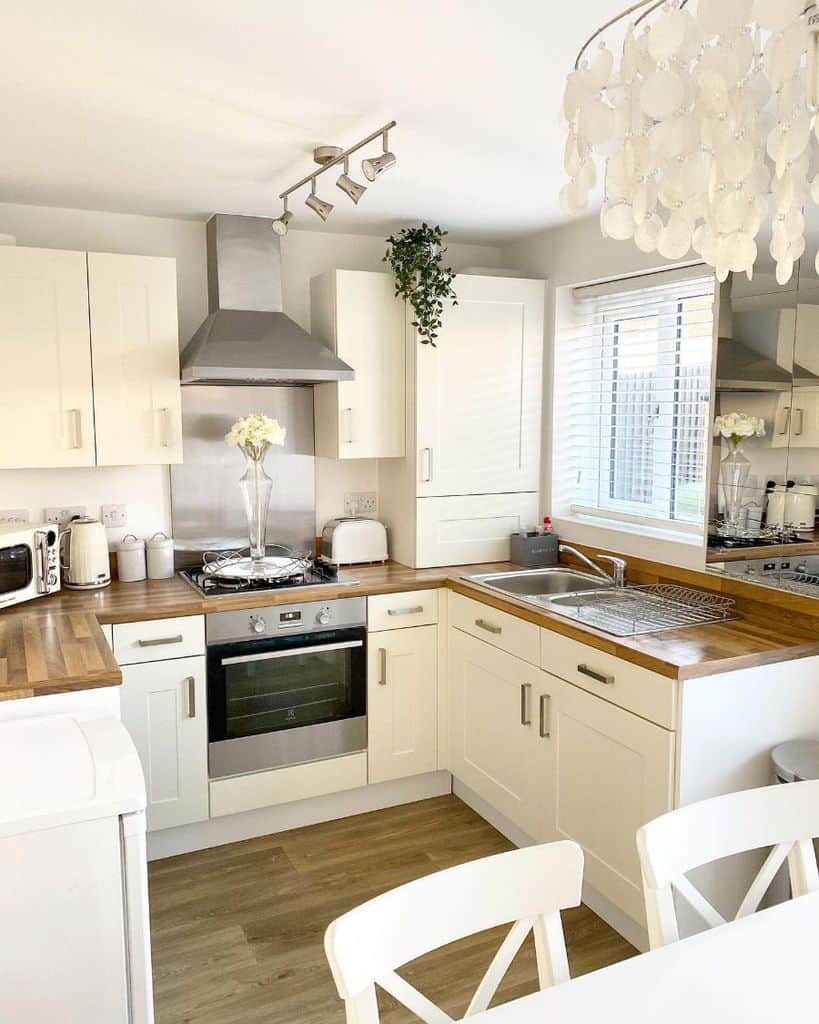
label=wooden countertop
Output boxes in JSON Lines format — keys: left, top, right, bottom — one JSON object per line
{"left": 3, "top": 556, "right": 819, "bottom": 702}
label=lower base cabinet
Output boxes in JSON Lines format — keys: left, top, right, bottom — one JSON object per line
{"left": 449, "top": 628, "right": 555, "bottom": 840}
{"left": 119, "top": 655, "right": 209, "bottom": 832}
{"left": 368, "top": 625, "right": 438, "bottom": 783}
{"left": 551, "top": 676, "right": 675, "bottom": 923}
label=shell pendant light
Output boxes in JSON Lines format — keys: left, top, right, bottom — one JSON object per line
{"left": 561, "top": 0, "right": 819, "bottom": 284}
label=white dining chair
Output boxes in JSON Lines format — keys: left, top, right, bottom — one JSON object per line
{"left": 324, "top": 840, "right": 584, "bottom": 1024}
{"left": 637, "top": 779, "right": 819, "bottom": 949}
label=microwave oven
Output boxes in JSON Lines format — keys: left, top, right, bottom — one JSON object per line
{"left": 0, "top": 523, "right": 60, "bottom": 610}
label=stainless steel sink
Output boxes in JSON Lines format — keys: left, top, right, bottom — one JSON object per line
{"left": 464, "top": 567, "right": 613, "bottom": 599}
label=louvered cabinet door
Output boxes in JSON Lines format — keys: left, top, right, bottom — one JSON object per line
{"left": 0, "top": 246, "right": 95, "bottom": 468}
{"left": 88, "top": 252, "right": 183, "bottom": 465}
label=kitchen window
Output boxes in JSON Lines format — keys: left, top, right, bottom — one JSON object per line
{"left": 554, "top": 266, "right": 715, "bottom": 534}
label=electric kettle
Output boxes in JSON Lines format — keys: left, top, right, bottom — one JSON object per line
{"left": 60, "top": 517, "right": 111, "bottom": 590}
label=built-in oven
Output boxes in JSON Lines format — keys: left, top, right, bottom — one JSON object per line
{"left": 206, "top": 596, "right": 367, "bottom": 779}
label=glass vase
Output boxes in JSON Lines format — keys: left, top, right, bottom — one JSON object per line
{"left": 720, "top": 443, "right": 750, "bottom": 533}
{"left": 239, "top": 451, "right": 273, "bottom": 568}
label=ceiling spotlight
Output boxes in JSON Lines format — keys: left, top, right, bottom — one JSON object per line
{"left": 336, "top": 158, "right": 367, "bottom": 204}
{"left": 305, "top": 180, "right": 333, "bottom": 221}
{"left": 272, "top": 198, "right": 292, "bottom": 236}
{"left": 361, "top": 129, "right": 397, "bottom": 182}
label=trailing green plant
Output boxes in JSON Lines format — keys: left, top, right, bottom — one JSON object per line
{"left": 383, "top": 223, "right": 457, "bottom": 346}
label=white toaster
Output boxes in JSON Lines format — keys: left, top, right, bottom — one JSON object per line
{"left": 321, "top": 517, "right": 388, "bottom": 565}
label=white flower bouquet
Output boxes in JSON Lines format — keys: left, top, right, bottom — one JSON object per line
{"left": 713, "top": 412, "right": 765, "bottom": 448}
{"left": 225, "top": 413, "right": 287, "bottom": 462}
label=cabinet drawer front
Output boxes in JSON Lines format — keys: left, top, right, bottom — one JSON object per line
{"left": 368, "top": 590, "right": 438, "bottom": 630}
{"left": 450, "top": 592, "right": 539, "bottom": 665}
{"left": 540, "top": 629, "right": 676, "bottom": 729}
{"left": 113, "top": 615, "right": 205, "bottom": 665}
{"left": 209, "top": 752, "right": 367, "bottom": 817}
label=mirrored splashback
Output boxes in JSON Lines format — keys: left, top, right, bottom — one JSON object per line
{"left": 707, "top": 211, "right": 819, "bottom": 598}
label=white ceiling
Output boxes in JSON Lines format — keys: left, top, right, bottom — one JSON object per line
{"left": 0, "top": 0, "right": 616, "bottom": 244}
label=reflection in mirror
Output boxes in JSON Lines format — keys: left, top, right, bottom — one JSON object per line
{"left": 707, "top": 203, "right": 819, "bottom": 598}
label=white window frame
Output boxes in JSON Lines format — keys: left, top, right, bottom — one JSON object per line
{"left": 554, "top": 266, "right": 715, "bottom": 539}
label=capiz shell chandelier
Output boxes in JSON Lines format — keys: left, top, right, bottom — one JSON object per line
{"left": 561, "top": 0, "right": 819, "bottom": 285}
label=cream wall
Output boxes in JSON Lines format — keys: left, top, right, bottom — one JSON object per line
{"left": 0, "top": 202, "right": 500, "bottom": 543}
{"left": 500, "top": 215, "right": 708, "bottom": 570}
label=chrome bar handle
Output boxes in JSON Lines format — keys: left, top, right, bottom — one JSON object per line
{"left": 342, "top": 408, "right": 353, "bottom": 444}
{"left": 779, "top": 406, "right": 792, "bottom": 435}
{"left": 378, "top": 647, "right": 388, "bottom": 686}
{"left": 539, "top": 693, "right": 551, "bottom": 738}
{"left": 520, "top": 683, "right": 532, "bottom": 726}
{"left": 186, "top": 676, "right": 196, "bottom": 718}
{"left": 475, "top": 618, "right": 502, "bottom": 635}
{"left": 387, "top": 606, "right": 424, "bottom": 617}
{"left": 138, "top": 634, "right": 184, "bottom": 648}
{"left": 577, "top": 664, "right": 615, "bottom": 686}
{"left": 421, "top": 447, "right": 433, "bottom": 482}
{"left": 795, "top": 408, "right": 805, "bottom": 437}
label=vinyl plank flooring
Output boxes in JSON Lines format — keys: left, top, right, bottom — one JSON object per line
{"left": 149, "top": 795, "right": 635, "bottom": 1024}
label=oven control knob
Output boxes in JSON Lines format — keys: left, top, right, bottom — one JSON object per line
{"left": 250, "top": 615, "right": 266, "bottom": 634}
{"left": 317, "top": 607, "right": 332, "bottom": 626}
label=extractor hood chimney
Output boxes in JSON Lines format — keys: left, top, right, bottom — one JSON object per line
{"left": 181, "top": 214, "right": 354, "bottom": 385}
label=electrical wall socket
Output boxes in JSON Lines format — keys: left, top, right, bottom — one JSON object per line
{"left": 45, "top": 505, "right": 87, "bottom": 526}
{"left": 343, "top": 492, "right": 377, "bottom": 516}
{"left": 0, "top": 509, "right": 30, "bottom": 524}
{"left": 101, "top": 503, "right": 127, "bottom": 528}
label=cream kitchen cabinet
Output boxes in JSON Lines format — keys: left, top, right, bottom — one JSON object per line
{"left": 550, "top": 674, "right": 675, "bottom": 925}
{"left": 88, "top": 252, "right": 183, "bottom": 465}
{"left": 118, "top": 651, "right": 208, "bottom": 833}
{"left": 312, "top": 270, "right": 406, "bottom": 459}
{"left": 0, "top": 245, "right": 182, "bottom": 469}
{"left": 367, "top": 624, "right": 437, "bottom": 783}
{"left": 0, "top": 246, "right": 96, "bottom": 468}
{"left": 449, "top": 627, "right": 555, "bottom": 840}
{"left": 379, "top": 274, "right": 545, "bottom": 567}
{"left": 416, "top": 275, "right": 544, "bottom": 497}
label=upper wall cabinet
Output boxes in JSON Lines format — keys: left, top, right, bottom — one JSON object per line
{"left": 312, "top": 270, "right": 406, "bottom": 460}
{"left": 0, "top": 246, "right": 182, "bottom": 469}
{"left": 0, "top": 247, "right": 96, "bottom": 468}
{"left": 88, "top": 253, "right": 182, "bottom": 466}
{"left": 416, "top": 275, "right": 544, "bottom": 497}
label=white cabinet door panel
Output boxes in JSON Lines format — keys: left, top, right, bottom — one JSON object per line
{"left": 0, "top": 247, "right": 95, "bottom": 467}
{"left": 88, "top": 252, "right": 182, "bottom": 466}
{"left": 416, "top": 492, "right": 539, "bottom": 567}
{"left": 449, "top": 628, "right": 548, "bottom": 839}
{"left": 416, "top": 275, "right": 544, "bottom": 497}
{"left": 368, "top": 625, "right": 437, "bottom": 783}
{"left": 553, "top": 676, "right": 674, "bottom": 923}
{"left": 119, "top": 655, "right": 208, "bottom": 832}
{"left": 313, "top": 270, "right": 406, "bottom": 459}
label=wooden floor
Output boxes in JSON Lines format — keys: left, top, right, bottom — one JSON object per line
{"left": 149, "top": 795, "right": 635, "bottom": 1024}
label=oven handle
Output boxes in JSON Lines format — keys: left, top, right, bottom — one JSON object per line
{"left": 220, "top": 639, "right": 364, "bottom": 667}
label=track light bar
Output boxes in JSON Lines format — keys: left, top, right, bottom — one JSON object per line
{"left": 272, "top": 120, "right": 397, "bottom": 231}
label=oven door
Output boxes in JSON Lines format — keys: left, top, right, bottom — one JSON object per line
{"left": 207, "top": 625, "right": 367, "bottom": 779}
{"left": 0, "top": 543, "right": 34, "bottom": 608}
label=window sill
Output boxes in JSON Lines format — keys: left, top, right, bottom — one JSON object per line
{"left": 556, "top": 512, "right": 705, "bottom": 548}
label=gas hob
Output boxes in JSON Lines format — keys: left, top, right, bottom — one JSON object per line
{"left": 179, "top": 546, "right": 359, "bottom": 597}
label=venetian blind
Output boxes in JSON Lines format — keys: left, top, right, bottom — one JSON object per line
{"left": 554, "top": 266, "right": 715, "bottom": 531}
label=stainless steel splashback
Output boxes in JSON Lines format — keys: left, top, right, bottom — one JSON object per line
{"left": 170, "top": 386, "right": 316, "bottom": 565}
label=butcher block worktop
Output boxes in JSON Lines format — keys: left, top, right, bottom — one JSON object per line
{"left": 3, "top": 554, "right": 819, "bottom": 701}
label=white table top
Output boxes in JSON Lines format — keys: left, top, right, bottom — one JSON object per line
{"left": 472, "top": 892, "right": 819, "bottom": 1023}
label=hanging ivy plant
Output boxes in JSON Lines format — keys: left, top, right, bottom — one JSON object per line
{"left": 384, "top": 223, "right": 457, "bottom": 346}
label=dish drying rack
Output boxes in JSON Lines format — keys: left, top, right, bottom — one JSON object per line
{"left": 554, "top": 584, "right": 736, "bottom": 638}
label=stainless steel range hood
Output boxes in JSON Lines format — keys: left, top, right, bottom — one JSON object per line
{"left": 181, "top": 214, "right": 354, "bottom": 385}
